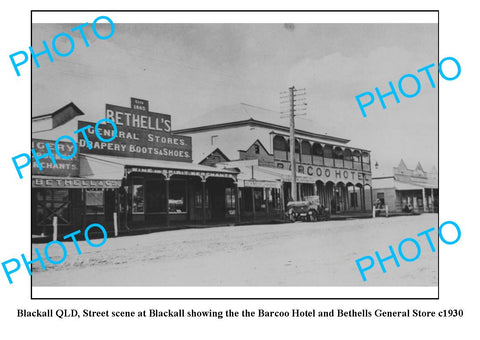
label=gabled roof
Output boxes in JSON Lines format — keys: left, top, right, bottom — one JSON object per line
{"left": 415, "top": 162, "right": 424, "bottom": 173}
{"left": 398, "top": 159, "right": 408, "bottom": 170}
{"left": 239, "top": 139, "right": 272, "bottom": 156}
{"left": 197, "top": 148, "right": 231, "bottom": 165}
{"left": 33, "top": 102, "right": 85, "bottom": 129}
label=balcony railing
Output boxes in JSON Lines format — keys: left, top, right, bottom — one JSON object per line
{"left": 324, "top": 158, "right": 334, "bottom": 167}
{"left": 312, "top": 155, "right": 323, "bottom": 165}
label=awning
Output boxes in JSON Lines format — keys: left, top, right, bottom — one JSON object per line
{"left": 257, "top": 166, "right": 316, "bottom": 184}
{"left": 80, "top": 154, "right": 238, "bottom": 181}
{"left": 235, "top": 164, "right": 315, "bottom": 187}
{"left": 394, "top": 182, "right": 425, "bottom": 191}
{"left": 237, "top": 167, "right": 282, "bottom": 188}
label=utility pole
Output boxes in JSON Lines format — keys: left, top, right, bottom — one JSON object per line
{"left": 280, "top": 86, "right": 307, "bottom": 202}
{"left": 289, "top": 86, "right": 297, "bottom": 201}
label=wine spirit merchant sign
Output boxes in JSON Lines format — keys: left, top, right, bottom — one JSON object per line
{"left": 78, "top": 98, "right": 192, "bottom": 162}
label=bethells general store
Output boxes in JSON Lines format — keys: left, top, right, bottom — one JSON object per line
{"left": 32, "top": 99, "right": 373, "bottom": 238}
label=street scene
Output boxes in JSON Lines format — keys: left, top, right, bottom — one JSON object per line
{"left": 31, "top": 18, "right": 438, "bottom": 292}
{"left": 32, "top": 214, "right": 438, "bottom": 286}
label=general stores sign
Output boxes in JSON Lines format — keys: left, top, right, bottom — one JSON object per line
{"left": 31, "top": 139, "right": 79, "bottom": 176}
{"left": 78, "top": 98, "right": 192, "bottom": 162}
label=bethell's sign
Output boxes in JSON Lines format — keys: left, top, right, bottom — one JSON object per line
{"left": 78, "top": 98, "right": 192, "bottom": 162}
{"left": 32, "top": 178, "right": 121, "bottom": 188}
{"left": 275, "top": 161, "right": 371, "bottom": 185}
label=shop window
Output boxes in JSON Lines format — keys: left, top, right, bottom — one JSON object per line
{"left": 86, "top": 189, "right": 104, "bottom": 215}
{"left": 132, "top": 178, "right": 144, "bottom": 214}
{"left": 169, "top": 179, "right": 187, "bottom": 213}
{"left": 35, "top": 189, "right": 71, "bottom": 225}
{"left": 225, "top": 187, "right": 236, "bottom": 209}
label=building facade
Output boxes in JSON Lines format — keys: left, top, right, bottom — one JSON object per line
{"left": 32, "top": 99, "right": 239, "bottom": 239}
{"left": 175, "top": 103, "right": 373, "bottom": 222}
{"left": 372, "top": 160, "right": 438, "bottom": 213}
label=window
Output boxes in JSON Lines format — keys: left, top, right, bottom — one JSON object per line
{"left": 86, "top": 189, "right": 104, "bottom": 215}
{"left": 254, "top": 144, "right": 260, "bottom": 154}
{"left": 132, "top": 178, "right": 144, "bottom": 214}
{"left": 169, "top": 180, "right": 187, "bottom": 213}
{"left": 35, "top": 189, "right": 71, "bottom": 225}
{"left": 225, "top": 187, "right": 236, "bottom": 209}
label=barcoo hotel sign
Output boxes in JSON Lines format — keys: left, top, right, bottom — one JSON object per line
{"left": 275, "top": 161, "right": 371, "bottom": 185}
{"left": 78, "top": 98, "right": 192, "bottom": 162}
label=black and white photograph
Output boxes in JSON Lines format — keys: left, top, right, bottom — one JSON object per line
{"left": 2, "top": 3, "right": 479, "bottom": 339}
{"left": 29, "top": 12, "right": 439, "bottom": 294}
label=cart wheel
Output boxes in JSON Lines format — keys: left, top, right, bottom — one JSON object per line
{"left": 308, "top": 210, "right": 318, "bottom": 222}
{"left": 288, "top": 209, "right": 296, "bottom": 222}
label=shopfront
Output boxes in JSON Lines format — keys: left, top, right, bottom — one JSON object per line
{"left": 32, "top": 98, "right": 239, "bottom": 239}
{"left": 31, "top": 176, "right": 122, "bottom": 236}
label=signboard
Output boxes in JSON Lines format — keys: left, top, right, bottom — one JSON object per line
{"left": 106, "top": 103, "right": 170, "bottom": 132}
{"left": 78, "top": 99, "right": 193, "bottom": 162}
{"left": 31, "top": 139, "right": 79, "bottom": 177}
{"left": 243, "top": 179, "right": 281, "bottom": 189}
{"left": 77, "top": 120, "right": 192, "bottom": 162}
{"left": 275, "top": 161, "right": 371, "bottom": 185}
{"left": 32, "top": 178, "right": 121, "bottom": 188}
{"left": 126, "top": 166, "right": 237, "bottom": 181}
{"left": 131, "top": 97, "right": 149, "bottom": 112}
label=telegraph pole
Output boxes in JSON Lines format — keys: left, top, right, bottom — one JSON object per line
{"left": 280, "top": 86, "right": 307, "bottom": 202}
{"left": 289, "top": 86, "right": 297, "bottom": 201}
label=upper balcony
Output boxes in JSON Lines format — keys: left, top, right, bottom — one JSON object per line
{"left": 272, "top": 135, "right": 371, "bottom": 173}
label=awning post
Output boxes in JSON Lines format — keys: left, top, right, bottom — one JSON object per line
{"left": 165, "top": 176, "right": 170, "bottom": 227}
{"left": 201, "top": 179, "right": 206, "bottom": 225}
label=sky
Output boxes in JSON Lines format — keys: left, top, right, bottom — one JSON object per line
{"left": 32, "top": 21, "right": 438, "bottom": 172}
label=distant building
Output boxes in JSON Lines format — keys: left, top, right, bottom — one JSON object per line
{"left": 372, "top": 159, "right": 438, "bottom": 213}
